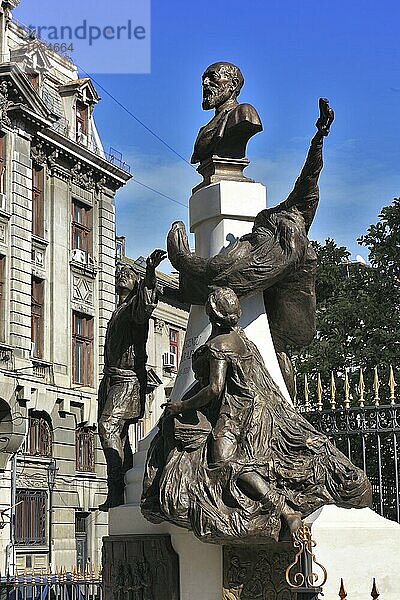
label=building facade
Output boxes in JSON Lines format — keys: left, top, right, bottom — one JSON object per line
{"left": 0, "top": 1, "right": 131, "bottom": 574}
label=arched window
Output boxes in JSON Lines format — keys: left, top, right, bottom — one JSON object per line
{"left": 24, "top": 411, "right": 53, "bottom": 457}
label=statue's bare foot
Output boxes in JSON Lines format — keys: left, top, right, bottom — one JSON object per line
{"left": 284, "top": 511, "right": 303, "bottom": 536}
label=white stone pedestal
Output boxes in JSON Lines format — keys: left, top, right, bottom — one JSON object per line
{"left": 305, "top": 506, "right": 400, "bottom": 599}
{"left": 172, "top": 180, "right": 291, "bottom": 404}
{"left": 108, "top": 501, "right": 222, "bottom": 600}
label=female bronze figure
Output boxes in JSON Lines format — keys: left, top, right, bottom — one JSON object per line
{"left": 141, "top": 288, "right": 371, "bottom": 543}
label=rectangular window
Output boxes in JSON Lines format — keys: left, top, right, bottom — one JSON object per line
{"left": 0, "top": 135, "right": 5, "bottom": 194}
{"left": 72, "top": 200, "right": 92, "bottom": 255}
{"left": 32, "top": 166, "right": 44, "bottom": 238}
{"left": 31, "top": 278, "right": 44, "bottom": 359}
{"left": 76, "top": 427, "right": 95, "bottom": 472}
{"left": 76, "top": 102, "right": 88, "bottom": 140}
{"left": 169, "top": 329, "right": 179, "bottom": 370}
{"left": 15, "top": 489, "right": 47, "bottom": 546}
{"left": 133, "top": 419, "right": 144, "bottom": 453}
{"left": 0, "top": 255, "right": 5, "bottom": 342}
{"left": 72, "top": 312, "right": 93, "bottom": 386}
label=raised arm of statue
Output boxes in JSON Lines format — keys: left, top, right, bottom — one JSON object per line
{"left": 273, "top": 98, "right": 334, "bottom": 233}
{"left": 130, "top": 249, "right": 167, "bottom": 325}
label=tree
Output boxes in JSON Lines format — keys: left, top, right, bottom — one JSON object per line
{"left": 292, "top": 198, "right": 400, "bottom": 401}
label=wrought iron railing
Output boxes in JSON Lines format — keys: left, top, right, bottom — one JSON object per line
{"left": 296, "top": 367, "right": 400, "bottom": 524}
{"left": 338, "top": 578, "right": 380, "bottom": 599}
{"left": 0, "top": 568, "right": 102, "bottom": 599}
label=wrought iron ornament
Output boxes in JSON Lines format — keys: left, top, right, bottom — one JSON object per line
{"left": 285, "top": 523, "right": 327, "bottom": 589}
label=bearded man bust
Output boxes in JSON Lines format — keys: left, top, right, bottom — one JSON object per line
{"left": 191, "top": 62, "right": 262, "bottom": 165}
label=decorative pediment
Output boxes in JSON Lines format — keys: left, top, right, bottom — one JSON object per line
{"left": 59, "top": 77, "right": 100, "bottom": 105}
{"left": 10, "top": 42, "right": 52, "bottom": 75}
{"left": 146, "top": 368, "right": 163, "bottom": 391}
{"left": 0, "top": 63, "right": 54, "bottom": 129}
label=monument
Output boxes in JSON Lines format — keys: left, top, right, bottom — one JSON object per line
{"left": 103, "top": 63, "right": 400, "bottom": 599}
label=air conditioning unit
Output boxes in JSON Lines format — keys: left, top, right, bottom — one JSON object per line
{"left": 162, "top": 352, "right": 176, "bottom": 369}
{"left": 71, "top": 249, "right": 86, "bottom": 264}
{"left": 87, "top": 253, "right": 95, "bottom": 267}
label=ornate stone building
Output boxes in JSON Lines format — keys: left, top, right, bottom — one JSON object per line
{"left": 0, "top": 1, "right": 131, "bottom": 574}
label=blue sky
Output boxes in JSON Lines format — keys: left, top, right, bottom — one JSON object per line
{"left": 15, "top": 0, "right": 400, "bottom": 266}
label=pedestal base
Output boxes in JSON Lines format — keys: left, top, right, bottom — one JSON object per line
{"left": 305, "top": 506, "right": 400, "bottom": 599}
{"left": 107, "top": 505, "right": 222, "bottom": 600}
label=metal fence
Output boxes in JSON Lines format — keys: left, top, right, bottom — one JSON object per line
{"left": 337, "top": 578, "right": 380, "bottom": 599}
{"left": 0, "top": 569, "right": 102, "bottom": 600}
{"left": 296, "top": 366, "right": 400, "bottom": 523}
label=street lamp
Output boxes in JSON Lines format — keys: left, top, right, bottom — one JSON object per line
{"left": 47, "top": 459, "right": 57, "bottom": 572}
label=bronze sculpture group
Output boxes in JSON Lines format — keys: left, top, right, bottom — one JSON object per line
{"left": 98, "top": 62, "right": 372, "bottom": 543}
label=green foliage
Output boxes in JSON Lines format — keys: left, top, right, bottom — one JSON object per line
{"left": 292, "top": 199, "right": 400, "bottom": 395}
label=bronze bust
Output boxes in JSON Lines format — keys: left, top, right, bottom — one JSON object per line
{"left": 191, "top": 62, "right": 262, "bottom": 165}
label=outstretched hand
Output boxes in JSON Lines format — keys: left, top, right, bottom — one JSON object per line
{"left": 161, "top": 400, "right": 184, "bottom": 416}
{"left": 316, "top": 98, "right": 334, "bottom": 136}
{"left": 147, "top": 249, "right": 167, "bottom": 269}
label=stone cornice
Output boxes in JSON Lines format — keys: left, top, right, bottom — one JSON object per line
{"left": 39, "top": 128, "right": 132, "bottom": 190}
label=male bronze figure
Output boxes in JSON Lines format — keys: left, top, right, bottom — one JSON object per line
{"left": 98, "top": 249, "right": 166, "bottom": 511}
{"left": 191, "top": 62, "right": 262, "bottom": 185}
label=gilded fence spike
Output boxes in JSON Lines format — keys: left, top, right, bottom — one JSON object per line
{"left": 339, "top": 578, "right": 347, "bottom": 599}
{"left": 389, "top": 366, "right": 396, "bottom": 405}
{"left": 47, "top": 565, "right": 51, "bottom": 581}
{"left": 344, "top": 370, "right": 350, "bottom": 409}
{"left": 371, "top": 578, "right": 379, "bottom": 599}
{"left": 98, "top": 566, "right": 102, "bottom": 581}
{"left": 373, "top": 367, "right": 380, "bottom": 406}
{"left": 15, "top": 566, "right": 19, "bottom": 581}
{"left": 31, "top": 567, "right": 35, "bottom": 582}
{"left": 317, "top": 373, "right": 323, "bottom": 411}
{"left": 23, "top": 568, "right": 27, "bottom": 585}
{"left": 72, "top": 565, "right": 76, "bottom": 582}
{"left": 358, "top": 369, "right": 365, "bottom": 407}
{"left": 78, "top": 563, "right": 83, "bottom": 580}
{"left": 304, "top": 374, "right": 310, "bottom": 411}
{"left": 330, "top": 372, "right": 336, "bottom": 409}
{"left": 40, "top": 567, "right": 44, "bottom": 584}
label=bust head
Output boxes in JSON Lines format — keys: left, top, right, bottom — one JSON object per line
{"left": 202, "top": 62, "right": 244, "bottom": 111}
{"left": 206, "top": 287, "right": 242, "bottom": 328}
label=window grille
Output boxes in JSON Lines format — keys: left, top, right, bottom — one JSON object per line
{"left": 76, "top": 427, "right": 95, "bottom": 472}
{"left": 15, "top": 489, "right": 47, "bottom": 546}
